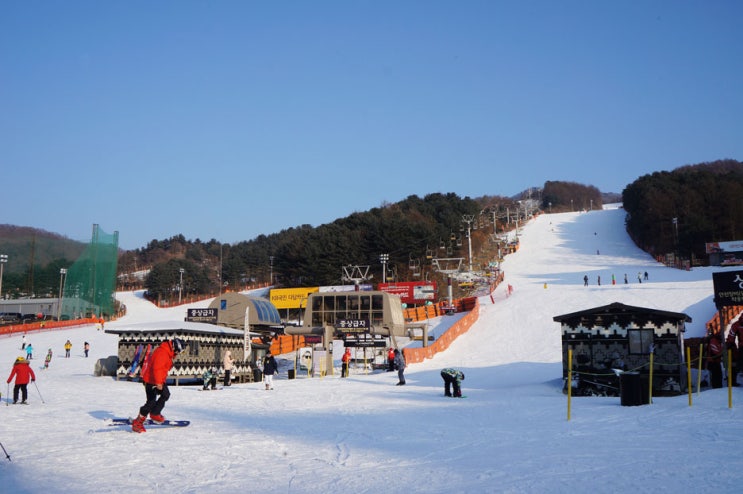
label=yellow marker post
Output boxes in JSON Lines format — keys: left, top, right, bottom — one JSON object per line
{"left": 567, "top": 348, "right": 572, "bottom": 421}
{"left": 728, "top": 349, "right": 733, "bottom": 409}
{"left": 648, "top": 351, "right": 654, "bottom": 405}
{"left": 686, "top": 346, "right": 692, "bottom": 406}
{"left": 696, "top": 343, "right": 703, "bottom": 394}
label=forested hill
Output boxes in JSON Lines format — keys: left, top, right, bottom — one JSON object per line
{"left": 623, "top": 159, "right": 743, "bottom": 262}
{"left": 0, "top": 225, "right": 85, "bottom": 275}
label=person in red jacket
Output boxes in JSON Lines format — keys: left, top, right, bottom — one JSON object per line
{"left": 387, "top": 347, "right": 395, "bottom": 372}
{"left": 341, "top": 348, "right": 351, "bottom": 378}
{"left": 132, "top": 338, "right": 185, "bottom": 433}
{"left": 7, "top": 356, "right": 36, "bottom": 404}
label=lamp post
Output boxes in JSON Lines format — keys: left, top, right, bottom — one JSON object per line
{"left": 178, "top": 268, "right": 185, "bottom": 304}
{"left": 269, "top": 256, "right": 274, "bottom": 286}
{"left": 0, "top": 254, "right": 7, "bottom": 299}
{"left": 57, "top": 268, "right": 67, "bottom": 320}
{"left": 379, "top": 253, "right": 389, "bottom": 283}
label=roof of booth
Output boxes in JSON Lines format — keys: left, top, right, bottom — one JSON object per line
{"left": 105, "top": 320, "right": 253, "bottom": 336}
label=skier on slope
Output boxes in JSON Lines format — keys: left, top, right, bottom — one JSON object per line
{"left": 263, "top": 352, "right": 278, "bottom": 390}
{"left": 7, "top": 356, "right": 36, "bottom": 404}
{"left": 44, "top": 349, "right": 53, "bottom": 369}
{"left": 131, "top": 338, "right": 185, "bottom": 433}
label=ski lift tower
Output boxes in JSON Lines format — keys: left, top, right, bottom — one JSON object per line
{"left": 341, "top": 265, "right": 373, "bottom": 290}
{"left": 432, "top": 257, "right": 464, "bottom": 310}
{"left": 461, "top": 214, "right": 475, "bottom": 272}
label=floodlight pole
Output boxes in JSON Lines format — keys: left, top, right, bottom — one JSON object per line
{"left": 57, "top": 268, "right": 67, "bottom": 320}
{"left": 0, "top": 254, "right": 7, "bottom": 299}
{"left": 379, "top": 254, "right": 389, "bottom": 283}
{"left": 178, "top": 268, "right": 185, "bottom": 304}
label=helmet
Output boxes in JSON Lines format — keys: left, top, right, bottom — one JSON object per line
{"left": 15, "top": 356, "right": 25, "bottom": 362}
{"left": 172, "top": 338, "right": 185, "bottom": 354}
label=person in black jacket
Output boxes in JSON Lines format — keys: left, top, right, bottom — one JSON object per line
{"left": 263, "top": 352, "right": 278, "bottom": 390}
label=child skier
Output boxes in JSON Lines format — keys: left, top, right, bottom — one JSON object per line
{"left": 263, "top": 352, "right": 278, "bottom": 390}
{"left": 440, "top": 368, "right": 465, "bottom": 397}
{"left": 44, "top": 349, "right": 53, "bottom": 369}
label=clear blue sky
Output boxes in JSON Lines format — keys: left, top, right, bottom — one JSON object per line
{"left": 2, "top": 1, "right": 741, "bottom": 250}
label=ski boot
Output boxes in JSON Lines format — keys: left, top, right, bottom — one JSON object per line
{"left": 131, "top": 414, "right": 146, "bottom": 433}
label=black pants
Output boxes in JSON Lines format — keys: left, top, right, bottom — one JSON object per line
{"left": 708, "top": 361, "right": 723, "bottom": 389}
{"left": 441, "top": 372, "right": 461, "bottom": 397}
{"left": 341, "top": 362, "right": 349, "bottom": 377}
{"left": 388, "top": 359, "right": 395, "bottom": 372}
{"left": 13, "top": 384, "right": 28, "bottom": 403}
{"left": 139, "top": 383, "right": 170, "bottom": 417}
{"left": 223, "top": 370, "right": 231, "bottom": 386}
{"left": 203, "top": 377, "right": 217, "bottom": 390}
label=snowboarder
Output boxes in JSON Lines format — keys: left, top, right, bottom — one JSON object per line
{"left": 624, "top": 273, "right": 628, "bottom": 284}
{"left": 644, "top": 271, "right": 649, "bottom": 281}
{"left": 84, "top": 342, "right": 90, "bottom": 358}
{"left": 440, "top": 368, "right": 465, "bottom": 397}
{"left": 637, "top": 272, "right": 642, "bottom": 283}
{"left": 263, "top": 352, "right": 278, "bottom": 390}
{"left": 583, "top": 275, "right": 588, "bottom": 286}
{"left": 341, "top": 348, "right": 351, "bottom": 378}
{"left": 202, "top": 367, "right": 217, "bottom": 390}
{"left": 7, "top": 356, "right": 35, "bottom": 404}
{"left": 394, "top": 349, "right": 406, "bottom": 386}
{"left": 64, "top": 340, "right": 72, "bottom": 358}
{"left": 131, "top": 338, "right": 185, "bottom": 433}
{"left": 44, "top": 349, "right": 53, "bottom": 369}
{"left": 223, "top": 350, "right": 234, "bottom": 387}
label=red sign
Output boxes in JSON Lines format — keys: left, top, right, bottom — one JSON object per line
{"left": 378, "top": 282, "right": 437, "bottom": 304}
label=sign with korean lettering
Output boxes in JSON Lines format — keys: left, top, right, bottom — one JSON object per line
{"left": 712, "top": 270, "right": 743, "bottom": 308}
{"left": 186, "top": 308, "right": 218, "bottom": 323}
{"left": 336, "top": 319, "right": 370, "bottom": 332}
{"left": 269, "top": 287, "right": 319, "bottom": 309}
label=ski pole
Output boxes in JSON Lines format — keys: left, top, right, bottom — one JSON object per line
{"left": 0, "top": 441, "right": 10, "bottom": 461}
{"left": 33, "top": 381, "right": 45, "bottom": 404}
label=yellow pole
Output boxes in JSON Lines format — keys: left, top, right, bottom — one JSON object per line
{"left": 686, "top": 346, "right": 692, "bottom": 406}
{"left": 696, "top": 343, "right": 703, "bottom": 394}
{"left": 648, "top": 352, "right": 654, "bottom": 405}
{"left": 567, "top": 348, "right": 572, "bottom": 421}
{"left": 728, "top": 349, "right": 733, "bottom": 409}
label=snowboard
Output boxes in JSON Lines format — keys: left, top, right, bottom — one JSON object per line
{"left": 109, "top": 417, "right": 190, "bottom": 427}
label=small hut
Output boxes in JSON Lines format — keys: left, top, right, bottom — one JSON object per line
{"left": 555, "top": 302, "right": 691, "bottom": 397}
{"left": 106, "top": 321, "right": 262, "bottom": 384}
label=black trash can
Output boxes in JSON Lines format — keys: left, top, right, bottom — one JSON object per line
{"left": 620, "top": 372, "right": 643, "bottom": 406}
{"left": 253, "top": 368, "right": 263, "bottom": 383}
{"left": 288, "top": 369, "right": 295, "bottom": 380}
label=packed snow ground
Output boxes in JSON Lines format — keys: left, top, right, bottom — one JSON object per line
{"left": 2, "top": 206, "right": 743, "bottom": 493}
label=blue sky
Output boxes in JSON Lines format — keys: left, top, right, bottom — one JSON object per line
{"left": 2, "top": 1, "right": 741, "bottom": 250}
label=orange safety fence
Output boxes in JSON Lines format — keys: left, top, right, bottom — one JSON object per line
{"left": 403, "top": 298, "right": 480, "bottom": 364}
{"left": 0, "top": 317, "right": 101, "bottom": 337}
{"left": 269, "top": 334, "right": 306, "bottom": 356}
{"left": 705, "top": 306, "right": 743, "bottom": 337}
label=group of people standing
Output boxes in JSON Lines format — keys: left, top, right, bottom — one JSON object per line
{"left": 583, "top": 271, "right": 649, "bottom": 286}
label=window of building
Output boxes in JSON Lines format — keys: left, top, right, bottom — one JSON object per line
{"left": 628, "top": 328, "right": 654, "bottom": 354}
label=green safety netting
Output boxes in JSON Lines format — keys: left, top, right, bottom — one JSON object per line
{"left": 60, "top": 224, "right": 119, "bottom": 319}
